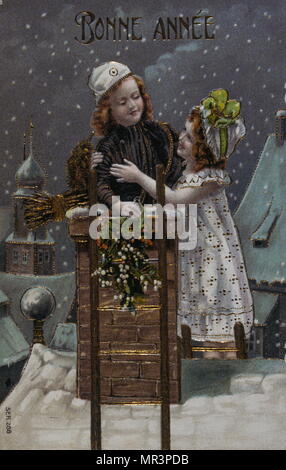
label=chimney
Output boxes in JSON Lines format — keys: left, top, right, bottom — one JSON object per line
{"left": 275, "top": 110, "right": 286, "bottom": 146}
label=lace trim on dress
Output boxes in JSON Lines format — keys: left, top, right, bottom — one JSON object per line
{"left": 175, "top": 168, "right": 231, "bottom": 189}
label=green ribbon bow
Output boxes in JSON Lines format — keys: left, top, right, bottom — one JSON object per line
{"left": 201, "top": 89, "right": 241, "bottom": 158}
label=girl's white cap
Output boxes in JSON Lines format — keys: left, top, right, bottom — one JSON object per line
{"left": 88, "top": 61, "right": 132, "bottom": 104}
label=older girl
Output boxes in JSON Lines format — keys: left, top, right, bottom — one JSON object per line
{"left": 24, "top": 61, "right": 183, "bottom": 227}
{"left": 110, "top": 91, "right": 254, "bottom": 356}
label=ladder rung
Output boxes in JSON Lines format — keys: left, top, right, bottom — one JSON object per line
{"left": 100, "top": 350, "right": 160, "bottom": 356}
{"left": 192, "top": 347, "right": 239, "bottom": 352}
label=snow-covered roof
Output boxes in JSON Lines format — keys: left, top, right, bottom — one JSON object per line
{"left": 15, "top": 154, "right": 45, "bottom": 189}
{"left": 234, "top": 134, "right": 286, "bottom": 286}
{"left": 252, "top": 291, "right": 279, "bottom": 325}
{"left": 0, "top": 289, "right": 9, "bottom": 304}
{"left": 50, "top": 323, "right": 77, "bottom": 352}
{"left": 0, "top": 271, "right": 75, "bottom": 345}
{"left": 5, "top": 230, "right": 55, "bottom": 245}
{"left": 0, "top": 316, "right": 30, "bottom": 368}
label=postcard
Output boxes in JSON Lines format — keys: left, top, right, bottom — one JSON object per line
{"left": 0, "top": 0, "right": 286, "bottom": 452}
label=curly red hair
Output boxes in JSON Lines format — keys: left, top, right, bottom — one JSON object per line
{"left": 187, "top": 107, "right": 226, "bottom": 172}
{"left": 90, "top": 75, "right": 153, "bottom": 137}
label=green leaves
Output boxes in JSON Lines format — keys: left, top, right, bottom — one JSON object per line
{"left": 201, "top": 89, "right": 241, "bottom": 128}
{"left": 209, "top": 89, "right": 228, "bottom": 112}
{"left": 200, "top": 89, "right": 241, "bottom": 158}
{"left": 224, "top": 100, "right": 240, "bottom": 119}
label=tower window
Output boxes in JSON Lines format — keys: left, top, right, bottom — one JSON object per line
{"left": 38, "top": 250, "right": 43, "bottom": 264}
{"left": 44, "top": 250, "right": 50, "bottom": 263}
{"left": 13, "top": 250, "right": 19, "bottom": 264}
{"left": 22, "top": 250, "right": 29, "bottom": 264}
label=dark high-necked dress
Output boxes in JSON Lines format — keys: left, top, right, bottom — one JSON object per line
{"left": 24, "top": 120, "right": 184, "bottom": 228}
{"left": 95, "top": 120, "right": 184, "bottom": 207}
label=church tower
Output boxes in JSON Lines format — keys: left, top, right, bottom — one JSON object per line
{"left": 5, "top": 123, "right": 56, "bottom": 275}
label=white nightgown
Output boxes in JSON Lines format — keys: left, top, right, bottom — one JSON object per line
{"left": 176, "top": 168, "right": 254, "bottom": 342}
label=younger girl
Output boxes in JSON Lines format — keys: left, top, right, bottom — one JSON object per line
{"left": 110, "top": 90, "right": 254, "bottom": 355}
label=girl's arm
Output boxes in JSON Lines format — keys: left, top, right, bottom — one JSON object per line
{"left": 110, "top": 160, "right": 221, "bottom": 204}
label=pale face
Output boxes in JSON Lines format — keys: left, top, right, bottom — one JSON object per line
{"left": 109, "top": 77, "right": 144, "bottom": 127}
{"left": 177, "top": 120, "right": 194, "bottom": 162}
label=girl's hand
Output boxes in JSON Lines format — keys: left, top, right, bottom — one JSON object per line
{"left": 90, "top": 152, "right": 104, "bottom": 169}
{"left": 110, "top": 159, "right": 141, "bottom": 183}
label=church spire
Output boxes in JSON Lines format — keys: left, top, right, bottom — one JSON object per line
{"left": 23, "top": 133, "right": 26, "bottom": 161}
{"left": 29, "top": 120, "right": 34, "bottom": 158}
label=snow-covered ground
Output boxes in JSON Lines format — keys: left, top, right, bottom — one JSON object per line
{"left": 1, "top": 344, "right": 286, "bottom": 450}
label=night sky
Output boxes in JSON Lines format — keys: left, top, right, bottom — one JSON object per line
{"left": 1, "top": 0, "right": 286, "bottom": 272}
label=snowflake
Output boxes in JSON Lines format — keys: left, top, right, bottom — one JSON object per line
{"left": 41, "top": 12, "right": 47, "bottom": 18}
{"left": 11, "top": 116, "right": 16, "bottom": 122}
{"left": 116, "top": 51, "right": 121, "bottom": 56}
{"left": 25, "top": 24, "right": 31, "bottom": 29}
{"left": 225, "top": 34, "right": 230, "bottom": 39}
